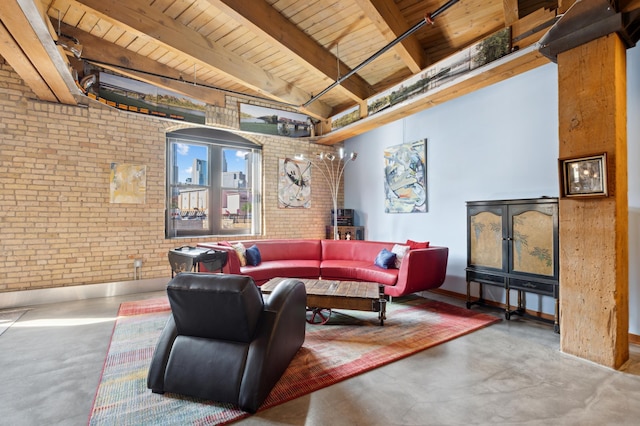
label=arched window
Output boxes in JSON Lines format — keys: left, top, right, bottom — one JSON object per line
{"left": 166, "top": 128, "right": 262, "bottom": 238}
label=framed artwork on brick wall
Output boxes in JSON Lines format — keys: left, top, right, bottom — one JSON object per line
{"left": 110, "top": 163, "right": 147, "bottom": 204}
{"left": 240, "top": 103, "right": 313, "bottom": 137}
{"left": 278, "top": 157, "right": 311, "bottom": 208}
{"left": 96, "top": 72, "right": 206, "bottom": 124}
{"left": 383, "top": 139, "right": 427, "bottom": 213}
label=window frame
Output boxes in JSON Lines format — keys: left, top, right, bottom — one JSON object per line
{"left": 165, "top": 128, "right": 262, "bottom": 239}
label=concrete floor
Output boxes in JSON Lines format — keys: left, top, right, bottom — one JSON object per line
{"left": 1, "top": 291, "right": 639, "bottom": 426}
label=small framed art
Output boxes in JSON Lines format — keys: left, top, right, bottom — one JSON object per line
{"left": 559, "top": 153, "right": 608, "bottom": 198}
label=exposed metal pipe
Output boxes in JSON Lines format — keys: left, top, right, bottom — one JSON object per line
{"left": 84, "top": 58, "right": 302, "bottom": 108}
{"left": 302, "top": 0, "right": 460, "bottom": 108}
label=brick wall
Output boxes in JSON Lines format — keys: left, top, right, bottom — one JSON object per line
{"left": 0, "top": 58, "right": 340, "bottom": 292}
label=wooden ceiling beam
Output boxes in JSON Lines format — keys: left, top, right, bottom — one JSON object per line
{"left": 503, "top": 0, "right": 520, "bottom": 26}
{"left": 621, "top": 0, "right": 640, "bottom": 12}
{"left": 355, "top": 0, "right": 428, "bottom": 73}
{"left": 209, "top": 0, "right": 374, "bottom": 104}
{"left": 71, "top": 0, "right": 332, "bottom": 119}
{"left": 59, "top": 23, "right": 226, "bottom": 107}
{"left": 0, "top": 0, "right": 78, "bottom": 104}
{"left": 0, "top": 21, "right": 58, "bottom": 102}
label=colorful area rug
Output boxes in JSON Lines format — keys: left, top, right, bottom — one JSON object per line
{"left": 89, "top": 296, "right": 499, "bottom": 425}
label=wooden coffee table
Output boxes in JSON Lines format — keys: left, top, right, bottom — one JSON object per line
{"left": 261, "top": 277, "right": 388, "bottom": 326}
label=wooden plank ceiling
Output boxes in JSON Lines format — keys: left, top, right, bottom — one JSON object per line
{"left": 1, "top": 0, "right": 636, "bottom": 143}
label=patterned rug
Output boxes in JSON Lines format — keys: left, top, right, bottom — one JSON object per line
{"left": 89, "top": 295, "right": 500, "bottom": 425}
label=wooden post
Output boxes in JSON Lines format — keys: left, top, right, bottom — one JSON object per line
{"left": 557, "top": 34, "right": 629, "bottom": 368}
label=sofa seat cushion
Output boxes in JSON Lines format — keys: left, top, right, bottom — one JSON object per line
{"left": 241, "top": 260, "right": 321, "bottom": 285}
{"left": 320, "top": 260, "right": 398, "bottom": 285}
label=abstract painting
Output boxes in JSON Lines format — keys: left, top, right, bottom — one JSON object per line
{"left": 384, "top": 139, "right": 427, "bottom": 213}
{"left": 278, "top": 157, "right": 311, "bottom": 208}
{"left": 110, "top": 163, "right": 147, "bottom": 204}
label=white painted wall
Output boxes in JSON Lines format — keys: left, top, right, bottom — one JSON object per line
{"left": 345, "top": 45, "right": 640, "bottom": 334}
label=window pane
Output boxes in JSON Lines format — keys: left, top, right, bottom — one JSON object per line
{"left": 221, "top": 149, "right": 252, "bottom": 234}
{"left": 169, "top": 141, "right": 209, "bottom": 234}
{"left": 221, "top": 189, "right": 252, "bottom": 233}
{"left": 222, "top": 148, "right": 248, "bottom": 188}
{"left": 172, "top": 142, "right": 208, "bottom": 185}
{"left": 174, "top": 187, "right": 209, "bottom": 232}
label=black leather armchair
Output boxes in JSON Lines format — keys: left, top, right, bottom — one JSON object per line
{"left": 147, "top": 273, "right": 306, "bottom": 413}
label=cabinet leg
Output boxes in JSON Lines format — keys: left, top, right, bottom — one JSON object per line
{"left": 466, "top": 281, "right": 485, "bottom": 309}
{"left": 554, "top": 297, "right": 560, "bottom": 333}
{"left": 517, "top": 290, "right": 522, "bottom": 310}
{"left": 516, "top": 290, "right": 526, "bottom": 314}
{"left": 505, "top": 288, "right": 511, "bottom": 320}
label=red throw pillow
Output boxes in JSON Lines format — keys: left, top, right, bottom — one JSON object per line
{"left": 406, "top": 239, "right": 430, "bottom": 249}
{"left": 218, "top": 241, "right": 232, "bottom": 247}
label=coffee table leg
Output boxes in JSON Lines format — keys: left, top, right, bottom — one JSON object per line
{"left": 378, "top": 285, "right": 387, "bottom": 326}
{"left": 306, "top": 307, "right": 331, "bottom": 325}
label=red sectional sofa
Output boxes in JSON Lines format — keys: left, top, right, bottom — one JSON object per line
{"left": 197, "top": 239, "right": 449, "bottom": 298}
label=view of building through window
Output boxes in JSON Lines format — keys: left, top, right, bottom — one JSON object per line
{"left": 166, "top": 130, "right": 261, "bottom": 238}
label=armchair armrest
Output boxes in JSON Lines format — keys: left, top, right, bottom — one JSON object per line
{"left": 264, "top": 278, "right": 306, "bottom": 313}
{"left": 147, "top": 315, "right": 178, "bottom": 393}
{"left": 240, "top": 279, "right": 306, "bottom": 412}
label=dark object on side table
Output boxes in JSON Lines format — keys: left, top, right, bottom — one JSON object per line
{"left": 168, "top": 246, "right": 228, "bottom": 276}
{"left": 147, "top": 273, "right": 307, "bottom": 413}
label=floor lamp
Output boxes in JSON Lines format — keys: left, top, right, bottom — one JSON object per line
{"left": 296, "top": 149, "right": 357, "bottom": 240}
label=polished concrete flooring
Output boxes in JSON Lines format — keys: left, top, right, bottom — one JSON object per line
{"left": 1, "top": 290, "right": 639, "bottom": 426}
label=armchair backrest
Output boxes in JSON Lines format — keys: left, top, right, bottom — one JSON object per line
{"left": 167, "top": 273, "right": 264, "bottom": 342}
{"left": 149, "top": 274, "right": 305, "bottom": 412}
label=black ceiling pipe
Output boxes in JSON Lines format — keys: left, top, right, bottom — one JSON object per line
{"left": 302, "top": 0, "right": 460, "bottom": 108}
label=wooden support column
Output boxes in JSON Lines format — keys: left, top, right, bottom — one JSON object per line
{"left": 558, "top": 34, "right": 629, "bottom": 368}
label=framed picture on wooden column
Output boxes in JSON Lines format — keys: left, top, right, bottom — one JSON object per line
{"left": 559, "top": 153, "right": 608, "bottom": 198}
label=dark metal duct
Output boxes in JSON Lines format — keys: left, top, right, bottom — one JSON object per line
{"left": 302, "top": 0, "right": 460, "bottom": 108}
{"left": 539, "top": 0, "right": 640, "bottom": 62}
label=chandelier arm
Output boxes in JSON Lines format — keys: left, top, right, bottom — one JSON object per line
{"left": 336, "top": 158, "right": 351, "bottom": 191}
{"left": 329, "top": 161, "right": 340, "bottom": 239}
{"left": 298, "top": 152, "right": 356, "bottom": 240}
{"left": 338, "top": 157, "right": 355, "bottom": 192}
{"left": 309, "top": 160, "right": 338, "bottom": 202}
{"left": 308, "top": 160, "right": 329, "bottom": 186}
{"left": 327, "top": 159, "right": 337, "bottom": 196}
{"left": 308, "top": 159, "right": 340, "bottom": 239}
{"left": 328, "top": 161, "right": 340, "bottom": 211}
{"left": 323, "top": 161, "right": 337, "bottom": 203}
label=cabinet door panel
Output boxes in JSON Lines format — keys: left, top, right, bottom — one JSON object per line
{"left": 469, "top": 209, "right": 504, "bottom": 269}
{"left": 509, "top": 206, "right": 556, "bottom": 278}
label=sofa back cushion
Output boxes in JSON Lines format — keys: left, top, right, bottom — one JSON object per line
{"left": 321, "top": 240, "right": 395, "bottom": 263}
{"left": 246, "top": 239, "right": 322, "bottom": 262}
